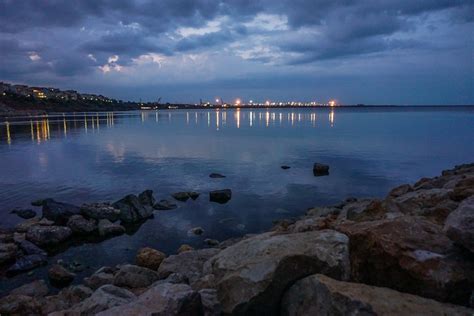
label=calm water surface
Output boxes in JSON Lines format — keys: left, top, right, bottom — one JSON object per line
{"left": 1, "top": 107, "right": 473, "bottom": 291}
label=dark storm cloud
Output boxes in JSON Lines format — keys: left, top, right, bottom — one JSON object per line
{"left": 0, "top": 0, "right": 472, "bottom": 103}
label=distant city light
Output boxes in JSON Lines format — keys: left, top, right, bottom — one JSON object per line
{"left": 235, "top": 98, "right": 241, "bottom": 106}
{"left": 329, "top": 100, "right": 337, "bottom": 107}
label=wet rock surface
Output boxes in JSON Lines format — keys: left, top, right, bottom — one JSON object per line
{"left": 313, "top": 163, "right": 330, "bottom": 176}
{"left": 209, "top": 189, "right": 232, "bottom": 204}
{"left": 281, "top": 274, "right": 473, "bottom": 316}
{"left": 10, "top": 208, "right": 36, "bottom": 219}
{"left": 0, "top": 163, "right": 473, "bottom": 315}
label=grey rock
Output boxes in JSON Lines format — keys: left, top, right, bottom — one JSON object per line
{"left": 98, "top": 219, "right": 125, "bottom": 237}
{"left": 18, "top": 239, "right": 47, "bottom": 256}
{"left": 199, "top": 288, "right": 222, "bottom": 316}
{"left": 10, "top": 279, "right": 49, "bottom": 297}
{"left": 96, "top": 282, "right": 201, "bottom": 316}
{"left": 113, "top": 194, "right": 153, "bottom": 223}
{"left": 172, "top": 192, "right": 191, "bottom": 202}
{"left": 84, "top": 270, "right": 115, "bottom": 290}
{"left": 7, "top": 254, "right": 47, "bottom": 274}
{"left": 0, "top": 242, "right": 18, "bottom": 264}
{"left": 281, "top": 274, "right": 473, "bottom": 316}
{"left": 188, "top": 226, "right": 204, "bottom": 236}
{"left": 67, "top": 215, "right": 97, "bottom": 235}
{"left": 48, "top": 264, "right": 76, "bottom": 285}
{"left": 42, "top": 199, "right": 81, "bottom": 224}
{"left": 158, "top": 248, "right": 220, "bottom": 286}
{"left": 10, "top": 208, "right": 36, "bottom": 219}
{"left": 80, "top": 203, "right": 121, "bottom": 222}
{"left": 209, "top": 189, "right": 232, "bottom": 204}
{"left": 204, "top": 230, "right": 350, "bottom": 315}
{"left": 26, "top": 225, "right": 72, "bottom": 247}
{"left": 113, "top": 264, "right": 159, "bottom": 288}
{"left": 68, "top": 285, "right": 136, "bottom": 315}
{"left": 444, "top": 196, "right": 474, "bottom": 253}
{"left": 138, "top": 189, "right": 155, "bottom": 206}
{"left": 0, "top": 294, "right": 42, "bottom": 315}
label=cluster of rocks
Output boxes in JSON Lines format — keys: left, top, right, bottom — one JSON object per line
{"left": 1, "top": 163, "right": 472, "bottom": 315}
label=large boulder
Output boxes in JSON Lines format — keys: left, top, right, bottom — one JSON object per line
{"left": 0, "top": 242, "right": 18, "bottom": 264}
{"left": 158, "top": 248, "right": 220, "bottom": 286}
{"left": 67, "top": 285, "right": 136, "bottom": 315}
{"left": 444, "top": 196, "right": 474, "bottom": 253}
{"left": 281, "top": 274, "right": 473, "bottom": 316}
{"left": 113, "top": 264, "right": 159, "bottom": 288}
{"left": 42, "top": 199, "right": 81, "bottom": 224}
{"left": 67, "top": 215, "right": 97, "bottom": 235}
{"left": 0, "top": 295, "right": 42, "bottom": 315}
{"left": 112, "top": 194, "right": 153, "bottom": 223}
{"left": 81, "top": 203, "right": 121, "bottom": 222}
{"left": 10, "top": 280, "right": 49, "bottom": 297}
{"left": 26, "top": 225, "right": 72, "bottom": 247}
{"left": 203, "top": 230, "right": 350, "bottom": 315}
{"left": 336, "top": 216, "right": 474, "bottom": 305}
{"left": 96, "top": 282, "right": 202, "bottom": 316}
{"left": 136, "top": 247, "right": 166, "bottom": 270}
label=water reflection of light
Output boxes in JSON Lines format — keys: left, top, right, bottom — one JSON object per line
{"left": 6, "top": 122, "right": 11, "bottom": 145}
{"left": 265, "top": 111, "right": 270, "bottom": 127}
{"left": 96, "top": 113, "right": 100, "bottom": 130}
{"left": 249, "top": 111, "right": 253, "bottom": 127}
{"left": 63, "top": 115, "right": 67, "bottom": 137}
{"left": 84, "top": 114, "right": 88, "bottom": 133}
{"left": 30, "top": 120, "right": 34, "bottom": 141}
{"left": 216, "top": 110, "right": 220, "bottom": 131}
{"left": 235, "top": 108, "right": 241, "bottom": 128}
{"left": 310, "top": 113, "right": 317, "bottom": 127}
{"left": 222, "top": 111, "right": 227, "bottom": 126}
{"left": 279, "top": 113, "right": 283, "bottom": 125}
{"left": 186, "top": 112, "right": 189, "bottom": 125}
{"left": 195, "top": 112, "right": 198, "bottom": 124}
{"left": 207, "top": 112, "right": 210, "bottom": 127}
{"left": 329, "top": 110, "right": 335, "bottom": 127}
{"left": 291, "top": 113, "right": 295, "bottom": 126}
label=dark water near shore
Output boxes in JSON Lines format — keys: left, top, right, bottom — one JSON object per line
{"left": 1, "top": 106, "right": 474, "bottom": 292}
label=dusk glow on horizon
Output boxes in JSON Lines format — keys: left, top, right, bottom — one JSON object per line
{"left": 0, "top": 1, "right": 473, "bottom": 104}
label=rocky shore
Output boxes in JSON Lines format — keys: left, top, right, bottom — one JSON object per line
{"left": 0, "top": 163, "right": 473, "bottom": 315}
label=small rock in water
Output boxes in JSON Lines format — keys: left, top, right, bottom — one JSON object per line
{"left": 188, "top": 227, "right": 204, "bottom": 236}
{"left": 153, "top": 199, "right": 177, "bottom": 210}
{"left": 313, "top": 163, "right": 330, "bottom": 176}
{"left": 209, "top": 189, "right": 232, "bottom": 204}
{"left": 172, "top": 192, "right": 191, "bottom": 202}
{"left": 177, "top": 244, "right": 194, "bottom": 254}
{"left": 281, "top": 165, "right": 291, "bottom": 170}
{"left": 48, "top": 264, "right": 76, "bottom": 286}
{"left": 10, "top": 209, "right": 36, "bottom": 219}
{"left": 209, "top": 173, "right": 226, "bottom": 178}
{"left": 31, "top": 199, "right": 45, "bottom": 207}
{"left": 204, "top": 238, "right": 219, "bottom": 247}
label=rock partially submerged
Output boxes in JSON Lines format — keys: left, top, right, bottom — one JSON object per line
{"left": 153, "top": 199, "right": 177, "bottom": 210}
{"left": 313, "top": 163, "right": 329, "bottom": 176}
{"left": 113, "top": 264, "right": 159, "bottom": 288}
{"left": 98, "top": 219, "right": 125, "bottom": 237}
{"left": 112, "top": 192, "right": 154, "bottom": 223}
{"left": 81, "top": 203, "right": 121, "bottom": 222}
{"left": 67, "top": 214, "right": 97, "bottom": 235}
{"left": 26, "top": 225, "right": 72, "bottom": 247}
{"left": 281, "top": 274, "right": 473, "bottom": 316}
{"left": 10, "top": 208, "right": 36, "bottom": 219}
{"left": 204, "top": 230, "right": 350, "bottom": 314}
{"left": 209, "top": 189, "right": 232, "bottom": 204}
{"left": 48, "top": 264, "right": 76, "bottom": 286}
{"left": 42, "top": 199, "right": 81, "bottom": 224}
{"left": 172, "top": 191, "right": 200, "bottom": 202}
{"left": 209, "top": 173, "right": 226, "bottom": 178}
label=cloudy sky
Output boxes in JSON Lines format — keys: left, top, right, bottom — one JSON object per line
{"left": 0, "top": 0, "right": 473, "bottom": 104}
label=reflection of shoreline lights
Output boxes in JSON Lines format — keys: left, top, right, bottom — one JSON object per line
{"left": 6, "top": 122, "right": 11, "bottom": 145}
{"left": 63, "top": 115, "right": 67, "bottom": 137}
{"left": 235, "top": 108, "right": 241, "bottom": 128}
{"left": 216, "top": 110, "right": 220, "bottom": 130}
{"left": 329, "top": 110, "right": 335, "bottom": 127}
{"left": 249, "top": 111, "right": 253, "bottom": 127}
{"left": 265, "top": 111, "right": 270, "bottom": 127}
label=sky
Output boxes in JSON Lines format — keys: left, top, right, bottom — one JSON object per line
{"left": 0, "top": 0, "right": 473, "bottom": 104}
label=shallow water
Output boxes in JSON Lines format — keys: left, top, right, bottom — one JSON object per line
{"left": 1, "top": 107, "right": 473, "bottom": 292}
